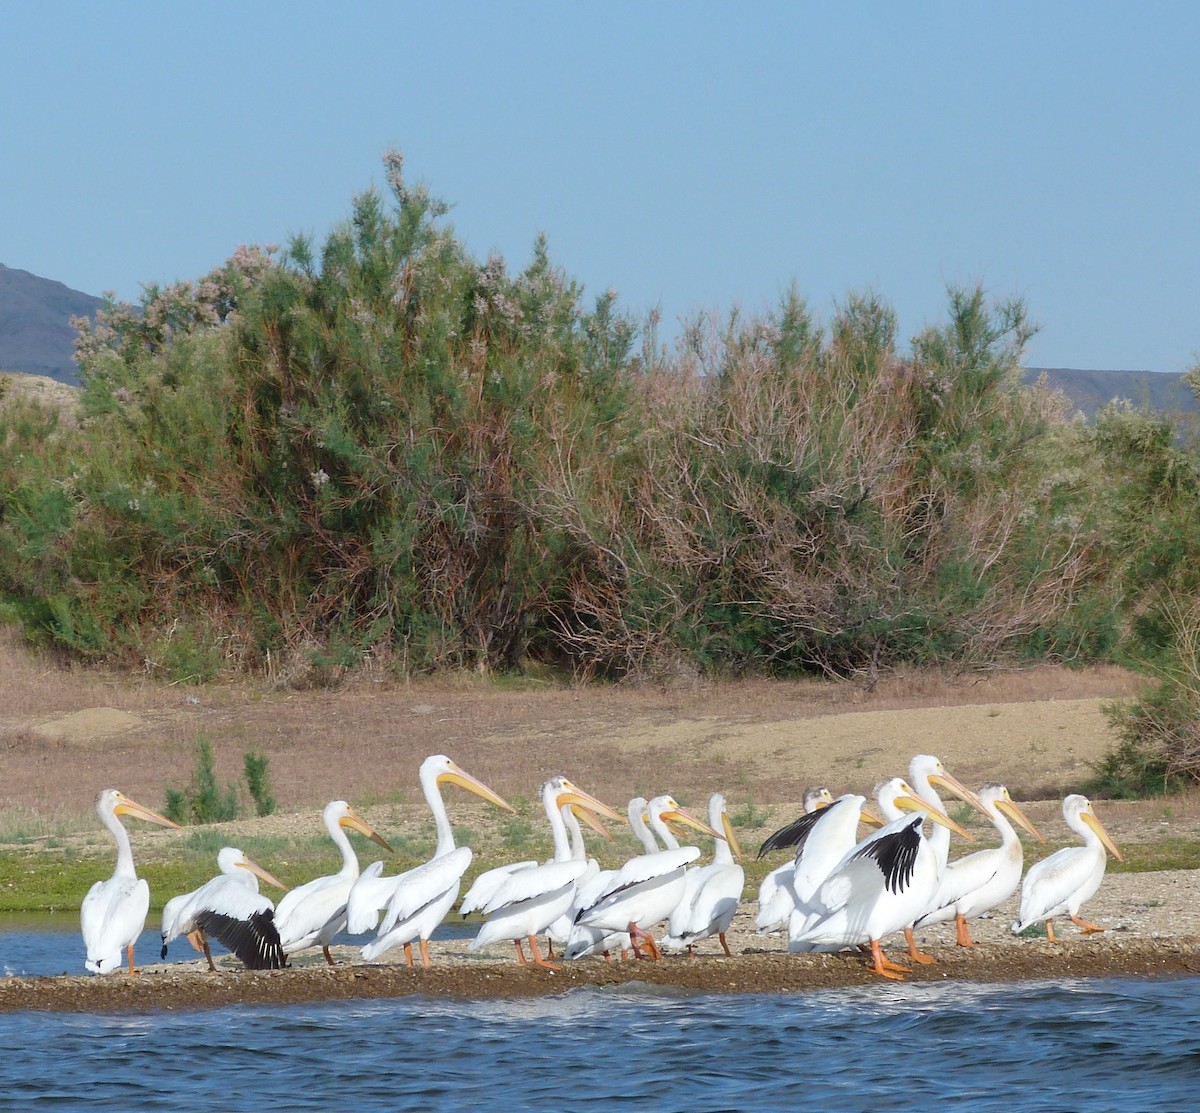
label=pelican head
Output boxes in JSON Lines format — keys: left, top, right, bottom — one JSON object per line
{"left": 979, "top": 783, "right": 1044, "bottom": 842}
{"left": 880, "top": 778, "right": 974, "bottom": 840}
{"left": 219, "top": 846, "right": 289, "bottom": 890}
{"left": 546, "top": 777, "right": 625, "bottom": 841}
{"left": 423, "top": 754, "right": 515, "bottom": 813}
{"left": 325, "top": 799, "right": 395, "bottom": 853}
{"left": 1066, "top": 794, "right": 1122, "bottom": 861}
{"left": 909, "top": 754, "right": 986, "bottom": 815}
{"left": 96, "top": 788, "right": 181, "bottom": 830}
{"left": 650, "top": 795, "right": 723, "bottom": 840}
{"left": 803, "top": 786, "right": 836, "bottom": 813}
{"left": 708, "top": 793, "right": 744, "bottom": 862}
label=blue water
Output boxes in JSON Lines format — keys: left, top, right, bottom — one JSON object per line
{"left": 3, "top": 923, "right": 1199, "bottom": 1111}
{"left": 0, "top": 914, "right": 478, "bottom": 977}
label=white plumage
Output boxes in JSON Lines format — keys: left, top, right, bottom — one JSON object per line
{"left": 81, "top": 789, "right": 180, "bottom": 975}
{"left": 161, "top": 846, "right": 288, "bottom": 969}
{"left": 274, "top": 799, "right": 393, "bottom": 964}
{"left": 467, "top": 777, "right": 623, "bottom": 967}
{"left": 360, "top": 754, "right": 513, "bottom": 966}
{"left": 755, "top": 786, "right": 834, "bottom": 934}
{"left": 900, "top": 754, "right": 985, "bottom": 964}
{"left": 662, "top": 793, "right": 745, "bottom": 956}
{"left": 790, "top": 777, "right": 971, "bottom": 979}
{"left": 566, "top": 794, "right": 720, "bottom": 961}
{"left": 913, "top": 783, "right": 1043, "bottom": 946}
{"left": 1012, "top": 794, "right": 1122, "bottom": 942}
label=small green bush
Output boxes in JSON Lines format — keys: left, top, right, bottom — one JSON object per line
{"left": 165, "top": 736, "right": 240, "bottom": 824}
{"left": 243, "top": 750, "right": 276, "bottom": 817}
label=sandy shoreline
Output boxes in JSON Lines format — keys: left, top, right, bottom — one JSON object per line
{"left": 7, "top": 870, "right": 1199, "bottom": 1012}
{"left": 5, "top": 938, "right": 1199, "bottom": 1014}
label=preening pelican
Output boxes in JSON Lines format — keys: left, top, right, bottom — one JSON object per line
{"left": 913, "top": 783, "right": 1043, "bottom": 946}
{"left": 902, "top": 754, "right": 986, "bottom": 963}
{"left": 566, "top": 795, "right": 720, "bottom": 961}
{"left": 468, "top": 777, "right": 623, "bottom": 968}
{"left": 81, "top": 789, "right": 180, "bottom": 975}
{"left": 274, "top": 800, "right": 394, "bottom": 964}
{"left": 780, "top": 793, "right": 880, "bottom": 951}
{"left": 1012, "top": 794, "right": 1122, "bottom": 942}
{"left": 790, "top": 777, "right": 971, "bottom": 979}
{"left": 662, "top": 793, "right": 745, "bottom": 956}
{"left": 161, "top": 847, "right": 288, "bottom": 970}
{"left": 756, "top": 786, "right": 834, "bottom": 933}
{"left": 360, "top": 755, "right": 513, "bottom": 966}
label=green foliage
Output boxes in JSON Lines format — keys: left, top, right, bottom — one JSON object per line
{"left": 243, "top": 750, "right": 276, "bottom": 817}
{"left": 165, "top": 736, "right": 241, "bottom": 825}
{"left": 2, "top": 152, "right": 1199, "bottom": 702}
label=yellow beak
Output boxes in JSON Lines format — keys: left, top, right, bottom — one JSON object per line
{"left": 438, "top": 764, "right": 517, "bottom": 814}
{"left": 340, "top": 810, "right": 395, "bottom": 853}
{"left": 237, "top": 857, "right": 289, "bottom": 891}
{"left": 114, "top": 796, "right": 182, "bottom": 830}
{"left": 1083, "top": 810, "right": 1123, "bottom": 861}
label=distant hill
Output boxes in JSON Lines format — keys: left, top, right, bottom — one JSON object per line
{"left": 1, "top": 262, "right": 1197, "bottom": 419}
{"left": 0, "top": 264, "right": 103, "bottom": 386}
{"left": 1024, "top": 367, "right": 1198, "bottom": 422}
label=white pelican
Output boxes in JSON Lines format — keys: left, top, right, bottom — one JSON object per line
{"left": 756, "top": 786, "right": 834, "bottom": 933}
{"left": 468, "top": 777, "right": 623, "bottom": 968}
{"left": 360, "top": 755, "right": 513, "bottom": 967}
{"left": 790, "top": 777, "right": 971, "bottom": 979}
{"left": 566, "top": 794, "right": 720, "bottom": 961}
{"left": 560, "top": 797, "right": 652, "bottom": 960}
{"left": 161, "top": 846, "right": 288, "bottom": 970}
{"left": 662, "top": 793, "right": 745, "bottom": 956}
{"left": 274, "top": 800, "right": 394, "bottom": 964}
{"left": 782, "top": 793, "right": 881, "bottom": 951}
{"left": 902, "top": 754, "right": 985, "bottom": 964}
{"left": 1012, "top": 793, "right": 1122, "bottom": 942}
{"left": 81, "top": 788, "right": 181, "bottom": 975}
{"left": 544, "top": 801, "right": 614, "bottom": 953}
{"left": 912, "top": 783, "right": 1043, "bottom": 946}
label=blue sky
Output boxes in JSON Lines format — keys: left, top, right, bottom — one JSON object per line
{"left": 3, "top": 2, "right": 1197, "bottom": 371}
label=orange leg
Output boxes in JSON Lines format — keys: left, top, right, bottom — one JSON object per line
{"left": 628, "top": 923, "right": 661, "bottom": 960}
{"left": 403, "top": 941, "right": 415, "bottom": 967}
{"left": 904, "top": 926, "right": 937, "bottom": 965}
{"left": 954, "top": 913, "right": 976, "bottom": 948}
{"left": 718, "top": 932, "right": 733, "bottom": 957}
{"left": 1071, "top": 914, "right": 1105, "bottom": 935}
{"left": 868, "top": 939, "right": 905, "bottom": 981}
{"left": 126, "top": 943, "right": 138, "bottom": 976}
{"left": 526, "top": 935, "right": 561, "bottom": 971}
{"left": 200, "top": 935, "right": 216, "bottom": 973}
{"left": 1045, "top": 919, "right": 1057, "bottom": 943}
{"left": 513, "top": 939, "right": 528, "bottom": 966}
{"left": 321, "top": 945, "right": 336, "bottom": 966}
{"left": 419, "top": 939, "right": 432, "bottom": 967}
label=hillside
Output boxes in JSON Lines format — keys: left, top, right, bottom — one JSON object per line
{"left": 1025, "top": 366, "right": 1199, "bottom": 421}
{"left": 1, "top": 261, "right": 1196, "bottom": 419}
{"left": 0, "top": 264, "right": 102, "bottom": 385}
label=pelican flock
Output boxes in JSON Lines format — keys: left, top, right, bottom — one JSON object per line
{"left": 76, "top": 749, "right": 1125, "bottom": 982}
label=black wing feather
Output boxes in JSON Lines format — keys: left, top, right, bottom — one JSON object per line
{"left": 757, "top": 809, "right": 826, "bottom": 860}
{"left": 851, "top": 817, "right": 922, "bottom": 895}
{"left": 194, "top": 908, "right": 287, "bottom": 969}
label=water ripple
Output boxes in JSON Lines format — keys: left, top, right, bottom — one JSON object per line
{"left": 1, "top": 935, "right": 1199, "bottom": 1113}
